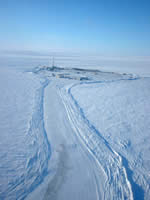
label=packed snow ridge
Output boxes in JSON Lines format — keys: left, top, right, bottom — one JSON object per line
{"left": 0, "top": 66, "right": 149, "bottom": 200}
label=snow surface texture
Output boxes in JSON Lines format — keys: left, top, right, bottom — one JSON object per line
{"left": 67, "top": 78, "right": 150, "bottom": 200}
{"left": 0, "top": 66, "right": 150, "bottom": 200}
{"left": 0, "top": 69, "right": 50, "bottom": 199}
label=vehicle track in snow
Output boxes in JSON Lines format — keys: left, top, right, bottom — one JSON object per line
{"left": 41, "top": 81, "right": 104, "bottom": 200}
{"left": 59, "top": 77, "right": 142, "bottom": 200}
{"left": 32, "top": 66, "right": 146, "bottom": 199}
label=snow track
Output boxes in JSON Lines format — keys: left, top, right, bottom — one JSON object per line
{"left": 31, "top": 80, "right": 105, "bottom": 200}
{"left": 69, "top": 77, "right": 150, "bottom": 200}
{"left": 58, "top": 78, "right": 141, "bottom": 200}
{"left": 28, "top": 67, "right": 149, "bottom": 199}
{"left": 1, "top": 67, "right": 149, "bottom": 199}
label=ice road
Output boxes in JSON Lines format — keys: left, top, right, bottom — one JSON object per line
{"left": 0, "top": 66, "right": 150, "bottom": 200}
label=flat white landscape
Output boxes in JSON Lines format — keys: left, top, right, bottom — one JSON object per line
{"left": 0, "top": 65, "right": 149, "bottom": 200}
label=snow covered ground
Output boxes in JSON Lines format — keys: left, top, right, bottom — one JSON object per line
{"left": 0, "top": 65, "right": 150, "bottom": 200}
{"left": 68, "top": 76, "right": 150, "bottom": 200}
{"left": 0, "top": 68, "right": 50, "bottom": 199}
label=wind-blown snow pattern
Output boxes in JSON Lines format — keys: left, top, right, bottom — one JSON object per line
{"left": 0, "top": 68, "right": 51, "bottom": 199}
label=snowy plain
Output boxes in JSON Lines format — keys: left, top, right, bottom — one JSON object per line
{"left": 0, "top": 60, "right": 150, "bottom": 200}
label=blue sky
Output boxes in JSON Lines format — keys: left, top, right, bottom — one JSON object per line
{"left": 0, "top": 0, "right": 150, "bottom": 56}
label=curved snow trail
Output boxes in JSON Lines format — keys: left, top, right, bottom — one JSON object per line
{"left": 34, "top": 80, "right": 105, "bottom": 200}
{"left": 58, "top": 78, "right": 142, "bottom": 200}
{"left": 0, "top": 77, "right": 51, "bottom": 200}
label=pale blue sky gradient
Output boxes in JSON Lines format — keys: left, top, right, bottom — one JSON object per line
{"left": 0, "top": 0, "right": 150, "bottom": 56}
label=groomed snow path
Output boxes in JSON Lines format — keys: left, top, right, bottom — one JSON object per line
{"left": 32, "top": 80, "right": 105, "bottom": 200}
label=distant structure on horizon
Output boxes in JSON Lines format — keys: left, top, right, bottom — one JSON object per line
{"left": 52, "top": 57, "right": 55, "bottom": 67}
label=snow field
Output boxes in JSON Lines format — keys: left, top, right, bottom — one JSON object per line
{"left": 1, "top": 66, "right": 150, "bottom": 200}
{"left": 0, "top": 68, "right": 51, "bottom": 199}
{"left": 69, "top": 77, "right": 150, "bottom": 199}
